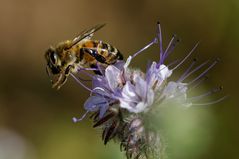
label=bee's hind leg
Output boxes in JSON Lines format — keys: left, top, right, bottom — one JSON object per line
{"left": 90, "top": 64, "right": 102, "bottom": 75}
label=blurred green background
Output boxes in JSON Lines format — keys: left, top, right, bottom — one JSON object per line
{"left": 0, "top": 0, "right": 238, "bottom": 159}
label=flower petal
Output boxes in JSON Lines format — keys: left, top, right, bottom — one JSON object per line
{"left": 122, "top": 81, "right": 137, "bottom": 99}
{"left": 159, "top": 64, "right": 172, "bottom": 80}
{"left": 84, "top": 96, "right": 108, "bottom": 112}
{"left": 146, "top": 88, "right": 155, "bottom": 107}
{"left": 114, "top": 60, "right": 125, "bottom": 70}
{"left": 105, "top": 65, "right": 121, "bottom": 90}
{"left": 135, "top": 76, "right": 147, "bottom": 99}
{"left": 93, "top": 75, "right": 107, "bottom": 88}
{"left": 134, "top": 102, "right": 148, "bottom": 113}
{"left": 92, "top": 87, "right": 111, "bottom": 97}
{"left": 124, "top": 56, "right": 132, "bottom": 69}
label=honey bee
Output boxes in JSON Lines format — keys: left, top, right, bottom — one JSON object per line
{"left": 45, "top": 24, "right": 123, "bottom": 89}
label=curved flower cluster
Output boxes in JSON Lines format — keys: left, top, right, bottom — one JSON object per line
{"left": 71, "top": 23, "right": 225, "bottom": 159}
{"left": 87, "top": 56, "right": 190, "bottom": 117}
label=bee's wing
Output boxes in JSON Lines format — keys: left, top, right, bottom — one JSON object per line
{"left": 71, "top": 24, "right": 106, "bottom": 47}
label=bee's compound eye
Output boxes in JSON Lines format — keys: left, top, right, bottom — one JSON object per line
{"left": 50, "top": 52, "right": 58, "bottom": 65}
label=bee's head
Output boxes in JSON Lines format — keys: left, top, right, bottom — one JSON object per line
{"left": 45, "top": 46, "right": 62, "bottom": 87}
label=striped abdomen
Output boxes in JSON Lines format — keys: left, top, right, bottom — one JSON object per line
{"left": 75, "top": 39, "right": 123, "bottom": 68}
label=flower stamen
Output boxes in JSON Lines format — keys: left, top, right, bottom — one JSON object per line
{"left": 172, "top": 42, "right": 199, "bottom": 71}
{"left": 188, "top": 86, "right": 223, "bottom": 102}
{"left": 70, "top": 73, "right": 92, "bottom": 92}
{"left": 157, "top": 21, "right": 164, "bottom": 61}
{"left": 72, "top": 110, "right": 90, "bottom": 123}
{"left": 177, "top": 58, "right": 197, "bottom": 82}
{"left": 188, "top": 76, "right": 209, "bottom": 91}
{"left": 192, "top": 95, "right": 228, "bottom": 106}
{"left": 161, "top": 34, "right": 180, "bottom": 64}
{"left": 132, "top": 38, "right": 158, "bottom": 59}
{"left": 179, "top": 60, "right": 209, "bottom": 82}
{"left": 188, "top": 58, "right": 220, "bottom": 85}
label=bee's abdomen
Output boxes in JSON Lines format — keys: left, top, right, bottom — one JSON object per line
{"left": 78, "top": 40, "right": 123, "bottom": 64}
{"left": 99, "top": 41, "right": 123, "bottom": 63}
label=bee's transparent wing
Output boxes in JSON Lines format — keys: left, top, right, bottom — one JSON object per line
{"left": 71, "top": 24, "right": 106, "bottom": 47}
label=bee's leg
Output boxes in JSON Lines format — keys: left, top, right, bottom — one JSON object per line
{"left": 65, "top": 65, "right": 73, "bottom": 76}
{"left": 54, "top": 65, "right": 73, "bottom": 89}
{"left": 57, "top": 75, "right": 67, "bottom": 90}
{"left": 90, "top": 64, "right": 102, "bottom": 75}
{"left": 52, "top": 73, "right": 63, "bottom": 88}
{"left": 59, "top": 65, "right": 73, "bottom": 88}
{"left": 117, "top": 51, "right": 124, "bottom": 60}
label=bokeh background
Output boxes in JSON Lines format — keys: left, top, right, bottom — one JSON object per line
{"left": 0, "top": 0, "right": 238, "bottom": 159}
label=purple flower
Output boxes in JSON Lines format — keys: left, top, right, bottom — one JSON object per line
{"left": 70, "top": 22, "right": 226, "bottom": 159}
{"left": 72, "top": 22, "right": 225, "bottom": 121}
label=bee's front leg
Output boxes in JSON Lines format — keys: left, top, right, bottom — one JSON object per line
{"left": 55, "top": 65, "right": 73, "bottom": 90}
{"left": 65, "top": 65, "right": 73, "bottom": 76}
{"left": 59, "top": 65, "right": 73, "bottom": 88}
